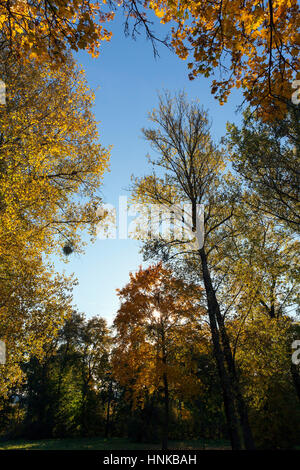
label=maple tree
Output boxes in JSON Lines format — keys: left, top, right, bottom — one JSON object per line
{"left": 1, "top": 1, "right": 298, "bottom": 121}
{"left": 0, "top": 0, "right": 165, "bottom": 64}
{"left": 112, "top": 263, "right": 204, "bottom": 449}
{"left": 146, "top": 0, "right": 300, "bottom": 120}
{"left": 0, "top": 0, "right": 114, "bottom": 64}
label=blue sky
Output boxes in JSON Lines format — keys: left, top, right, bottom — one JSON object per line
{"left": 54, "top": 12, "right": 244, "bottom": 325}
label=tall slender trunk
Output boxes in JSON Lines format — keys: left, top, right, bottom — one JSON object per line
{"left": 162, "top": 371, "right": 169, "bottom": 450}
{"left": 81, "top": 376, "right": 89, "bottom": 435}
{"left": 161, "top": 329, "right": 169, "bottom": 450}
{"left": 214, "top": 301, "right": 255, "bottom": 449}
{"left": 208, "top": 313, "right": 242, "bottom": 450}
{"left": 105, "top": 379, "right": 112, "bottom": 438}
{"left": 199, "top": 247, "right": 255, "bottom": 449}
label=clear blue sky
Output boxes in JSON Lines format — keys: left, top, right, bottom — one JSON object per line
{"left": 54, "top": 12, "right": 244, "bottom": 325}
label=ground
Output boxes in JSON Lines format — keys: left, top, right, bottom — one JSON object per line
{"left": 0, "top": 437, "right": 230, "bottom": 450}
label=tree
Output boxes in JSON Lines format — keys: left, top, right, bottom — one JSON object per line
{"left": 0, "top": 255, "right": 74, "bottom": 406}
{"left": 2, "top": 1, "right": 298, "bottom": 120}
{"left": 0, "top": 51, "right": 109, "bottom": 403}
{"left": 21, "top": 312, "right": 112, "bottom": 438}
{"left": 226, "top": 106, "right": 300, "bottom": 232}
{"left": 0, "top": 52, "right": 110, "bottom": 260}
{"left": 112, "top": 263, "right": 204, "bottom": 449}
{"left": 1, "top": 1, "right": 298, "bottom": 119}
{"left": 232, "top": 315, "right": 300, "bottom": 449}
{"left": 78, "top": 315, "right": 112, "bottom": 435}
{"left": 210, "top": 207, "right": 300, "bottom": 404}
{"left": 147, "top": 0, "right": 300, "bottom": 120}
{"left": 132, "top": 91, "right": 255, "bottom": 449}
{"left": 0, "top": 0, "right": 114, "bottom": 64}
{"left": 0, "top": 0, "right": 168, "bottom": 65}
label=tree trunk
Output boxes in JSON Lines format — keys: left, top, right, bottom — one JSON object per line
{"left": 161, "top": 328, "right": 169, "bottom": 450}
{"left": 81, "top": 378, "right": 89, "bottom": 435}
{"left": 162, "top": 371, "right": 169, "bottom": 450}
{"left": 199, "top": 247, "right": 255, "bottom": 449}
{"left": 214, "top": 300, "right": 255, "bottom": 449}
{"left": 105, "top": 379, "right": 112, "bottom": 438}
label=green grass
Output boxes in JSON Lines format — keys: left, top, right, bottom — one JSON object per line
{"left": 0, "top": 437, "right": 230, "bottom": 450}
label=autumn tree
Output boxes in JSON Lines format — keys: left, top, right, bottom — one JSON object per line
{"left": 0, "top": 255, "right": 74, "bottom": 405}
{"left": 0, "top": 51, "right": 109, "bottom": 402}
{"left": 146, "top": 0, "right": 300, "bottom": 120}
{"left": 0, "top": 0, "right": 166, "bottom": 64}
{"left": 112, "top": 263, "right": 204, "bottom": 449}
{"left": 163, "top": 161, "right": 300, "bottom": 445}
{"left": 1, "top": 1, "right": 298, "bottom": 120}
{"left": 226, "top": 106, "right": 300, "bottom": 232}
{"left": 231, "top": 315, "right": 300, "bottom": 449}
{"left": 207, "top": 100, "right": 300, "bottom": 408}
{"left": 0, "top": 0, "right": 114, "bottom": 64}
{"left": 132, "top": 91, "right": 256, "bottom": 449}
{"left": 227, "top": 215, "right": 299, "bottom": 321}
{"left": 208, "top": 204, "right": 300, "bottom": 400}
{"left": 0, "top": 51, "right": 110, "bottom": 259}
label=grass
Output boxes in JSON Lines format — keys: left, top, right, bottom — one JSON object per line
{"left": 0, "top": 436, "right": 231, "bottom": 450}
